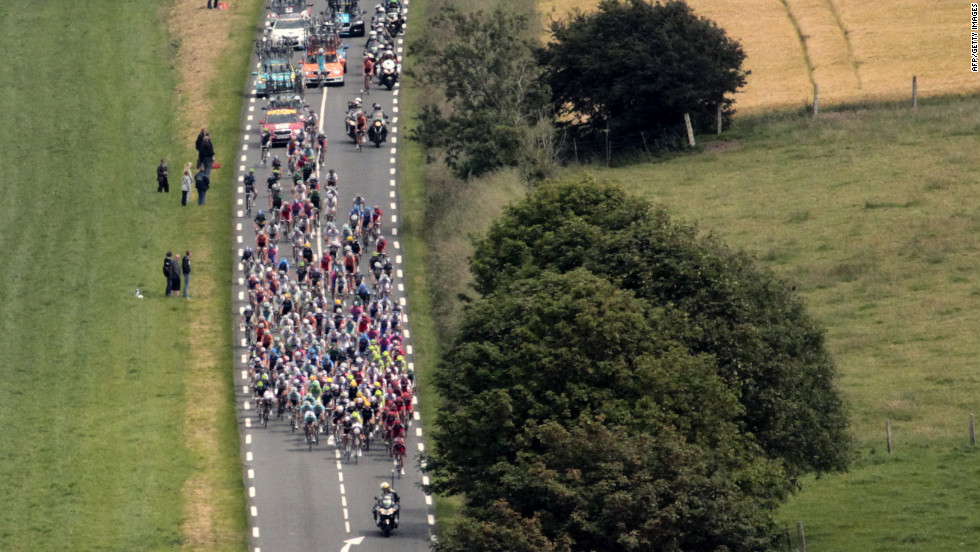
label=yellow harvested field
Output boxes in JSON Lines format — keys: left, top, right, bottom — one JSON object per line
{"left": 537, "top": 0, "right": 979, "bottom": 113}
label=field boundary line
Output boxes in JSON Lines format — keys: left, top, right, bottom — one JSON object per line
{"left": 779, "top": 0, "right": 816, "bottom": 88}
{"left": 822, "top": 0, "right": 862, "bottom": 89}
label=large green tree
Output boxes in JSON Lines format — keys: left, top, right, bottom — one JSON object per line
{"left": 469, "top": 177, "right": 851, "bottom": 476}
{"left": 540, "top": 0, "right": 747, "bottom": 147}
{"left": 430, "top": 269, "right": 789, "bottom": 550}
{"left": 409, "top": 6, "right": 552, "bottom": 178}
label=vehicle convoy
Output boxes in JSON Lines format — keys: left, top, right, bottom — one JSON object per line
{"left": 266, "top": 0, "right": 312, "bottom": 19}
{"left": 266, "top": 14, "right": 310, "bottom": 49}
{"left": 260, "top": 96, "right": 308, "bottom": 145}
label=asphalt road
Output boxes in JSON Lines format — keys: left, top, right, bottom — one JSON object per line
{"left": 229, "top": 4, "right": 435, "bottom": 551}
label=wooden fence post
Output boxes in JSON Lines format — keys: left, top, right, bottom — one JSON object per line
{"left": 912, "top": 75, "right": 918, "bottom": 109}
{"left": 716, "top": 104, "right": 723, "bottom": 135}
{"left": 970, "top": 413, "right": 975, "bottom": 445}
{"left": 573, "top": 139, "right": 578, "bottom": 164}
{"left": 812, "top": 83, "right": 819, "bottom": 115}
{"left": 683, "top": 113, "right": 696, "bottom": 147}
{"left": 796, "top": 521, "right": 807, "bottom": 552}
{"left": 604, "top": 127, "right": 611, "bottom": 167}
{"left": 886, "top": 419, "right": 892, "bottom": 454}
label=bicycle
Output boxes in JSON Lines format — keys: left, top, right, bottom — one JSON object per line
{"left": 393, "top": 452, "right": 404, "bottom": 478}
{"left": 341, "top": 432, "right": 352, "bottom": 462}
{"left": 355, "top": 128, "right": 365, "bottom": 152}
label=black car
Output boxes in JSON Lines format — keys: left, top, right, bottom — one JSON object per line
{"left": 332, "top": 0, "right": 365, "bottom": 37}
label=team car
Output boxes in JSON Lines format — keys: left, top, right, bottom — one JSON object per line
{"left": 331, "top": 0, "right": 365, "bottom": 37}
{"left": 267, "top": 14, "right": 309, "bottom": 49}
{"left": 302, "top": 47, "right": 348, "bottom": 86}
{"left": 253, "top": 58, "right": 300, "bottom": 98}
{"left": 260, "top": 97, "right": 309, "bottom": 145}
{"left": 267, "top": 0, "right": 312, "bottom": 19}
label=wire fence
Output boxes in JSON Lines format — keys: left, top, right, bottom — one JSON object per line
{"left": 557, "top": 120, "right": 695, "bottom": 166}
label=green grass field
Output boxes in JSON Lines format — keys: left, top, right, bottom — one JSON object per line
{"left": 0, "top": 1, "right": 256, "bottom": 549}
{"left": 410, "top": 94, "right": 980, "bottom": 549}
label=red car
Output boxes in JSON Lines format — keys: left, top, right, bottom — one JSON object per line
{"left": 260, "top": 99, "right": 307, "bottom": 145}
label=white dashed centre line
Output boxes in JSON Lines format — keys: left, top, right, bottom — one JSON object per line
{"left": 251, "top": 506, "right": 258, "bottom": 516}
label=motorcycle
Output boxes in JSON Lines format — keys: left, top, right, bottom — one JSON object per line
{"left": 379, "top": 59, "right": 398, "bottom": 90}
{"left": 345, "top": 109, "right": 360, "bottom": 141}
{"left": 367, "top": 118, "right": 387, "bottom": 147}
{"left": 385, "top": 11, "right": 403, "bottom": 36}
{"left": 373, "top": 494, "right": 400, "bottom": 537}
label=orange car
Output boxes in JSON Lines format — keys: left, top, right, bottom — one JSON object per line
{"left": 302, "top": 48, "right": 347, "bottom": 87}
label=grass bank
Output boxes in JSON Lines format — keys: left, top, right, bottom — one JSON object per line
{"left": 407, "top": 94, "right": 979, "bottom": 549}
{"left": 0, "top": 0, "right": 261, "bottom": 549}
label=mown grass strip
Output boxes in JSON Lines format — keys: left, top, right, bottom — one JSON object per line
{"left": 168, "top": 1, "right": 266, "bottom": 549}
{"left": 0, "top": 0, "right": 261, "bottom": 549}
{"left": 0, "top": 1, "right": 190, "bottom": 549}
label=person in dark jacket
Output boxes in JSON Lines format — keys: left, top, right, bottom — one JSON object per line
{"left": 169, "top": 254, "right": 182, "bottom": 296}
{"left": 197, "top": 132, "right": 215, "bottom": 176}
{"left": 181, "top": 251, "right": 192, "bottom": 298}
{"left": 163, "top": 251, "right": 174, "bottom": 296}
{"left": 194, "top": 168, "right": 210, "bottom": 205}
{"left": 157, "top": 158, "right": 169, "bottom": 192}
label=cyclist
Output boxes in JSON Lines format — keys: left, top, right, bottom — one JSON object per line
{"left": 244, "top": 168, "right": 258, "bottom": 212}
{"left": 355, "top": 110, "right": 367, "bottom": 151}
{"left": 362, "top": 53, "right": 374, "bottom": 94}
{"left": 325, "top": 168, "right": 339, "bottom": 188}
{"left": 260, "top": 129, "right": 273, "bottom": 165}
{"left": 254, "top": 210, "right": 268, "bottom": 233}
{"left": 316, "top": 131, "right": 328, "bottom": 163}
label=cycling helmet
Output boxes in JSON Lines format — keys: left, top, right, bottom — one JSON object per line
{"left": 380, "top": 482, "right": 390, "bottom": 491}
{"left": 372, "top": 102, "right": 380, "bottom": 110}
{"left": 249, "top": 168, "right": 255, "bottom": 173}
{"left": 355, "top": 97, "right": 362, "bottom": 104}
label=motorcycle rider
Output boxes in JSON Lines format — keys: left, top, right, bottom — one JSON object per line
{"left": 370, "top": 102, "right": 388, "bottom": 124}
{"left": 373, "top": 482, "right": 400, "bottom": 524}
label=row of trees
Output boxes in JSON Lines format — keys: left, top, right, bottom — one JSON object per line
{"left": 410, "top": 0, "right": 749, "bottom": 178}
{"left": 426, "top": 179, "right": 850, "bottom": 551}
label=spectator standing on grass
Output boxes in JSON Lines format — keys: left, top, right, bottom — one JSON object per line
{"left": 163, "top": 252, "right": 174, "bottom": 296}
{"left": 157, "top": 158, "right": 169, "bottom": 193}
{"left": 181, "top": 163, "right": 192, "bottom": 206}
{"left": 182, "top": 251, "right": 192, "bottom": 298}
{"left": 195, "top": 167, "right": 210, "bottom": 205}
{"left": 170, "top": 254, "right": 182, "bottom": 297}
{"left": 198, "top": 133, "right": 215, "bottom": 176}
